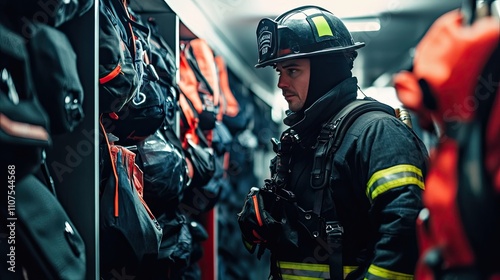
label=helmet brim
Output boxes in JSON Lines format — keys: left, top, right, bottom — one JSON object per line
{"left": 255, "top": 42, "right": 365, "bottom": 68}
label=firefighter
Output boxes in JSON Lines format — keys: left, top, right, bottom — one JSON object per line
{"left": 242, "top": 5, "right": 429, "bottom": 279}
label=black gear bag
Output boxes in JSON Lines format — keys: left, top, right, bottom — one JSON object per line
{"left": 0, "top": 21, "right": 51, "bottom": 180}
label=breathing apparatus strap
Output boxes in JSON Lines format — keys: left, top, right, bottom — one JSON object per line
{"left": 311, "top": 98, "right": 396, "bottom": 280}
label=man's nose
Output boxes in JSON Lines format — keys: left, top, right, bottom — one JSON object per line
{"left": 277, "top": 75, "right": 288, "bottom": 89}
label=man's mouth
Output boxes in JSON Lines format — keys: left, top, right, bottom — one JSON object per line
{"left": 283, "top": 92, "right": 295, "bottom": 101}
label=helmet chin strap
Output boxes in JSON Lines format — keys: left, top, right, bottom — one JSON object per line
{"left": 357, "top": 86, "right": 367, "bottom": 98}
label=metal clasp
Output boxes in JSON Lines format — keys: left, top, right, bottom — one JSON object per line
{"left": 325, "top": 221, "right": 343, "bottom": 236}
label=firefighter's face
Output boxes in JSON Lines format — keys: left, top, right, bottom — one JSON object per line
{"left": 276, "top": 58, "right": 310, "bottom": 112}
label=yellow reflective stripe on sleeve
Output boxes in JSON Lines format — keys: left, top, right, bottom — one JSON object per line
{"left": 369, "top": 176, "right": 424, "bottom": 201}
{"left": 367, "top": 165, "right": 422, "bottom": 188}
{"left": 366, "top": 264, "right": 414, "bottom": 280}
{"left": 366, "top": 164, "right": 425, "bottom": 201}
{"left": 311, "top": 16, "right": 333, "bottom": 37}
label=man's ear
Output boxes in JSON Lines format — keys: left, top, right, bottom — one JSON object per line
{"left": 350, "top": 50, "right": 358, "bottom": 60}
{"left": 343, "top": 51, "right": 357, "bottom": 69}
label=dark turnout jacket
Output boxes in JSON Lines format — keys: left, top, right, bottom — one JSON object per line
{"left": 270, "top": 77, "right": 428, "bottom": 280}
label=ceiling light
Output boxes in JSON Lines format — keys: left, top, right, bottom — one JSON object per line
{"left": 343, "top": 18, "right": 381, "bottom": 32}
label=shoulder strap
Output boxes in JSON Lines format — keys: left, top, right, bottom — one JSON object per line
{"left": 310, "top": 98, "right": 395, "bottom": 280}
{"left": 311, "top": 98, "right": 395, "bottom": 191}
{"left": 184, "top": 43, "right": 215, "bottom": 96}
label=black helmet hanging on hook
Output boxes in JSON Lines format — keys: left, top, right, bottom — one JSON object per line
{"left": 255, "top": 5, "right": 365, "bottom": 68}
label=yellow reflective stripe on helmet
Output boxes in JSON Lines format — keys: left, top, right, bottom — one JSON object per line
{"left": 366, "top": 264, "right": 414, "bottom": 280}
{"left": 366, "top": 164, "right": 425, "bottom": 201}
{"left": 311, "top": 16, "right": 333, "bottom": 37}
